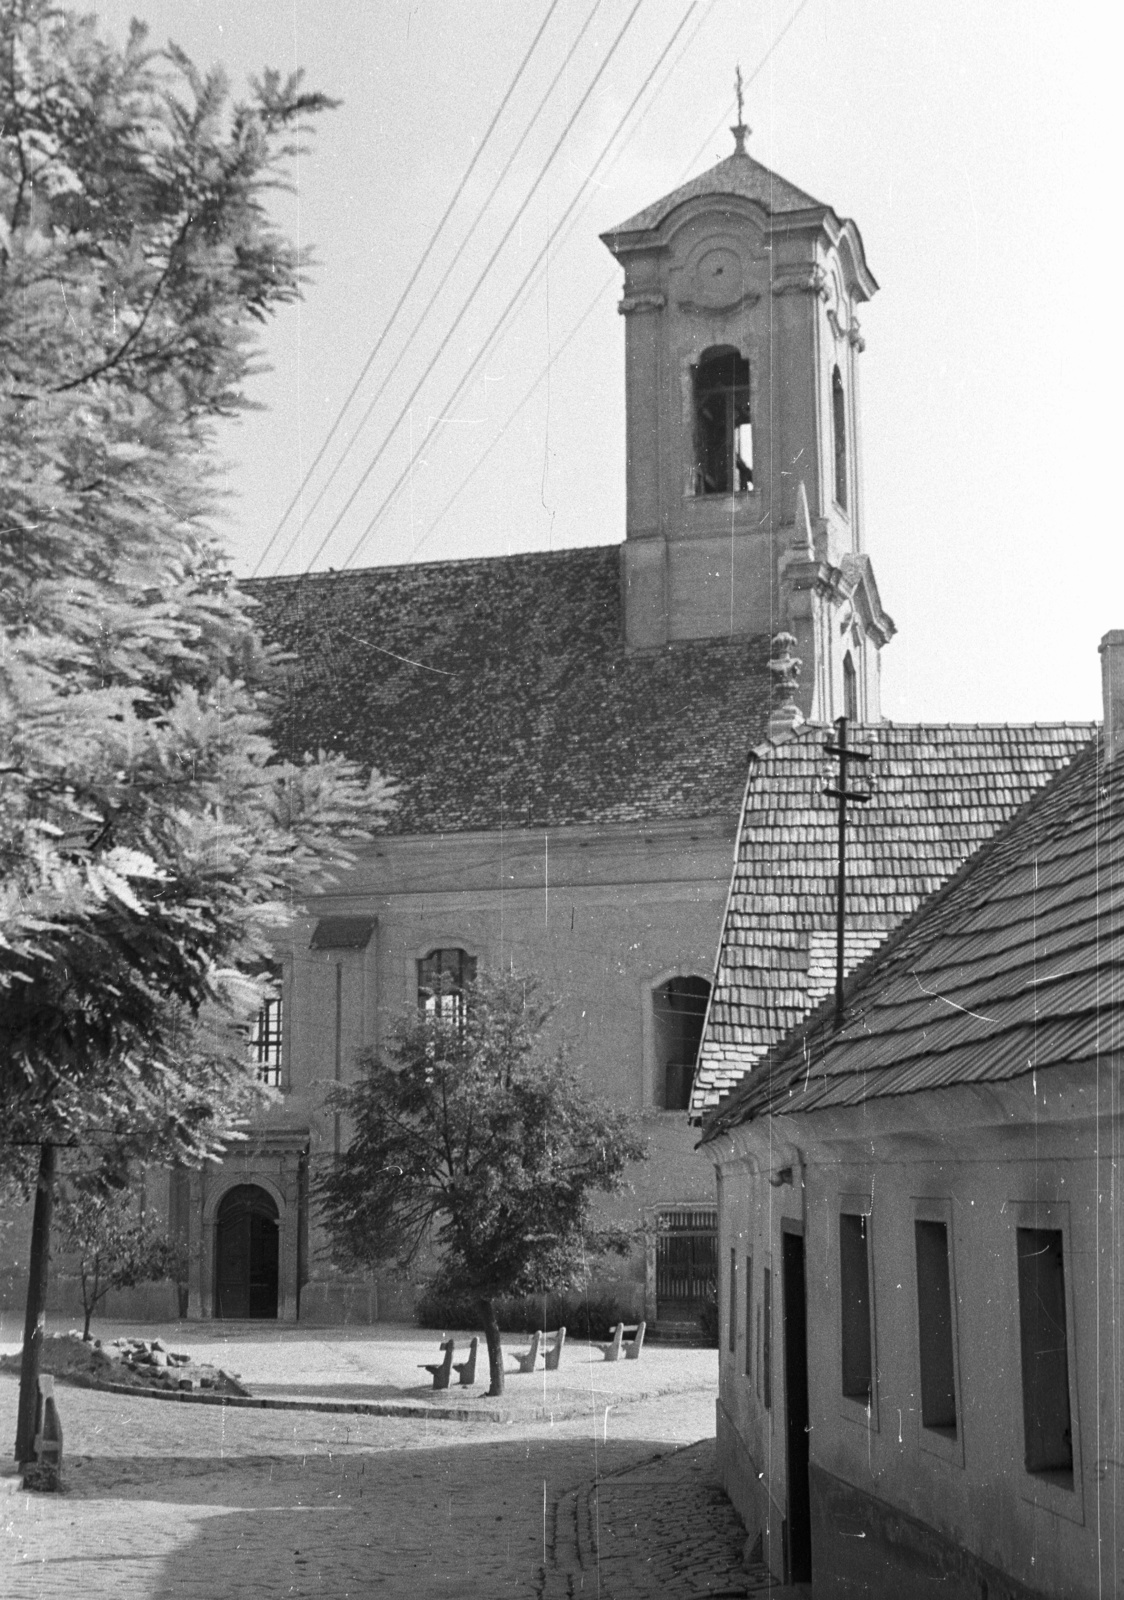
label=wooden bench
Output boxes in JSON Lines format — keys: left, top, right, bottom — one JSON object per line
{"left": 543, "top": 1327, "right": 566, "bottom": 1371}
{"left": 623, "top": 1321, "right": 646, "bottom": 1360}
{"left": 595, "top": 1321, "right": 646, "bottom": 1362}
{"left": 419, "top": 1339, "right": 455, "bottom": 1390}
{"left": 453, "top": 1336, "right": 478, "bottom": 1386}
{"left": 511, "top": 1328, "right": 542, "bottom": 1373}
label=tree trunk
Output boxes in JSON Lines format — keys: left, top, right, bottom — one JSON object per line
{"left": 81, "top": 1257, "right": 97, "bottom": 1341}
{"left": 15, "top": 1142, "right": 56, "bottom": 1464}
{"left": 477, "top": 1296, "right": 504, "bottom": 1397}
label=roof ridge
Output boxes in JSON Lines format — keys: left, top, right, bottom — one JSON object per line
{"left": 245, "top": 541, "right": 621, "bottom": 588}
{"left": 744, "top": 717, "right": 1099, "bottom": 769}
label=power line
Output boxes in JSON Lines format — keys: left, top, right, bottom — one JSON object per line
{"left": 409, "top": 0, "right": 727, "bottom": 560}
{"left": 287, "top": 0, "right": 648, "bottom": 581}
{"left": 337, "top": 4, "right": 697, "bottom": 574}
{"left": 249, "top": 0, "right": 563, "bottom": 578}
{"left": 265, "top": 0, "right": 610, "bottom": 579}
{"left": 346, "top": 0, "right": 811, "bottom": 572}
{"left": 409, "top": 280, "right": 615, "bottom": 560}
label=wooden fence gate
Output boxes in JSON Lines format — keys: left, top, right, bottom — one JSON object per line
{"left": 655, "top": 1208, "right": 718, "bottom": 1320}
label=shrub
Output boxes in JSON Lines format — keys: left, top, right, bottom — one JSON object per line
{"left": 416, "top": 1285, "right": 637, "bottom": 1340}
{"left": 696, "top": 1292, "right": 719, "bottom": 1346}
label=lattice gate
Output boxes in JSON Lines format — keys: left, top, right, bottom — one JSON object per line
{"left": 655, "top": 1208, "right": 718, "bottom": 1320}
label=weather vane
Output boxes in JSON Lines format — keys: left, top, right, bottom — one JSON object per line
{"left": 732, "top": 64, "right": 749, "bottom": 154}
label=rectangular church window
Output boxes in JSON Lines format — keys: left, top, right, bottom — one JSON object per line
{"left": 249, "top": 994, "right": 283, "bottom": 1088}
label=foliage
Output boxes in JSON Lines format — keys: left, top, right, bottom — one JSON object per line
{"left": 696, "top": 1290, "right": 719, "bottom": 1347}
{"left": 0, "top": 1, "right": 392, "bottom": 1167}
{"left": 316, "top": 973, "right": 647, "bottom": 1392}
{"left": 54, "top": 1179, "right": 186, "bottom": 1339}
{"left": 415, "top": 1285, "right": 638, "bottom": 1342}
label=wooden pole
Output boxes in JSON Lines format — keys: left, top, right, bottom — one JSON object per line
{"left": 834, "top": 716, "right": 849, "bottom": 1029}
{"left": 15, "top": 1141, "right": 56, "bottom": 1464}
{"left": 823, "top": 718, "right": 871, "bottom": 1031}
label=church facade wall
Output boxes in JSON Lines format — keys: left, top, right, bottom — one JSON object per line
{"left": 40, "top": 813, "right": 735, "bottom": 1329}
{"left": 279, "top": 815, "right": 734, "bottom": 1322}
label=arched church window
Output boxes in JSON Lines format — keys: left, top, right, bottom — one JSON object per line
{"left": 653, "top": 975, "right": 712, "bottom": 1109}
{"left": 843, "top": 652, "right": 858, "bottom": 722}
{"left": 418, "top": 947, "right": 477, "bottom": 1025}
{"left": 832, "top": 365, "right": 848, "bottom": 510}
{"left": 692, "top": 348, "right": 752, "bottom": 496}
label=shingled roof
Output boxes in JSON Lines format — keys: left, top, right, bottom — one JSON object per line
{"left": 604, "top": 146, "right": 824, "bottom": 238}
{"left": 245, "top": 546, "right": 773, "bottom": 835}
{"left": 701, "top": 735, "right": 1123, "bottom": 1140}
{"left": 691, "top": 721, "right": 1097, "bottom": 1116}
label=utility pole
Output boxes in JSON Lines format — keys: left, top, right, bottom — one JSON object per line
{"left": 823, "top": 717, "right": 872, "bottom": 1028}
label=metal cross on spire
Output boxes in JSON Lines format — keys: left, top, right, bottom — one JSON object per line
{"left": 731, "top": 64, "right": 750, "bottom": 154}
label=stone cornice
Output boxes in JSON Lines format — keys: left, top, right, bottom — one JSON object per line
{"left": 771, "top": 263, "right": 829, "bottom": 300}
{"left": 676, "top": 290, "right": 761, "bottom": 317}
{"left": 617, "top": 291, "right": 666, "bottom": 316}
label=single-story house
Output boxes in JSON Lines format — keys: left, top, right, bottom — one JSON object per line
{"left": 700, "top": 635, "right": 1124, "bottom": 1597}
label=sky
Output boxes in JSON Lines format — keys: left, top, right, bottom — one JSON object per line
{"left": 89, "top": 0, "right": 1123, "bottom": 725}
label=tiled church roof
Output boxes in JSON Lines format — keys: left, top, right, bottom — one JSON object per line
{"left": 691, "top": 721, "right": 1097, "bottom": 1116}
{"left": 246, "top": 546, "right": 773, "bottom": 835}
{"left": 701, "top": 737, "right": 1123, "bottom": 1138}
{"left": 605, "top": 148, "right": 823, "bottom": 237}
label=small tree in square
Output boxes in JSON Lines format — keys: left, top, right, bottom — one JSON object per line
{"left": 54, "top": 1181, "right": 188, "bottom": 1342}
{"left": 315, "top": 974, "right": 647, "bottom": 1396}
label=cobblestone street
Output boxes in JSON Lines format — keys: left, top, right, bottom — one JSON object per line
{"left": 0, "top": 1328, "right": 774, "bottom": 1598}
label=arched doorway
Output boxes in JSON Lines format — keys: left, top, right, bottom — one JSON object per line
{"left": 214, "top": 1184, "right": 279, "bottom": 1319}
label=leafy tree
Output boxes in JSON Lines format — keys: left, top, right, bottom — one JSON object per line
{"left": 316, "top": 974, "right": 648, "bottom": 1396}
{"left": 0, "top": 4, "right": 393, "bottom": 1461}
{"left": 54, "top": 1181, "right": 188, "bottom": 1341}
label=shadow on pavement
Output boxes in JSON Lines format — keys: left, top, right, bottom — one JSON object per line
{"left": 36, "top": 1437, "right": 677, "bottom": 1600}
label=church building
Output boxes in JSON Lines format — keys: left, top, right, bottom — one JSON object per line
{"left": 5, "top": 121, "right": 1087, "bottom": 1334}
{"left": 175, "top": 118, "right": 894, "bottom": 1326}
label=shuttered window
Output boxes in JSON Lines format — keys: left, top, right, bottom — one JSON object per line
{"left": 915, "top": 1221, "right": 957, "bottom": 1434}
{"left": 1016, "top": 1228, "right": 1073, "bottom": 1480}
{"left": 839, "top": 1212, "right": 873, "bottom": 1403}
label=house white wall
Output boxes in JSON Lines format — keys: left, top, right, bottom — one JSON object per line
{"left": 709, "top": 1064, "right": 1123, "bottom": 1598}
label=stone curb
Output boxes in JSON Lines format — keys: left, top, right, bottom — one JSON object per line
{"left": 51, "top": 1371, "right": 715, "bottom": 1427}
{"left": 62, "top": 1373, "right": 512, "bottom": 1423}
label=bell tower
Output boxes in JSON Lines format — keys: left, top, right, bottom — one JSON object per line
{"left": 601, "top": 108, "right": 894, "bottom": 721}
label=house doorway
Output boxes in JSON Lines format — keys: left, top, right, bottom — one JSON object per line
{"left": 214, "top": 1185, "right": 279, "bottom": 1319}
{"left": 655, "top": 1208, "right": 718, "bottom": 1322}
{"left": 781, "top": 1228, "right": 812, "bottom": 1583}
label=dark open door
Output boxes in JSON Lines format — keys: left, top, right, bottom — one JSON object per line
{"left": 215, "top": 1184, "right": 279, "bottom": 1319}
{"left": 782, "top": 1229, "right": 812, "bottom": 1584}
